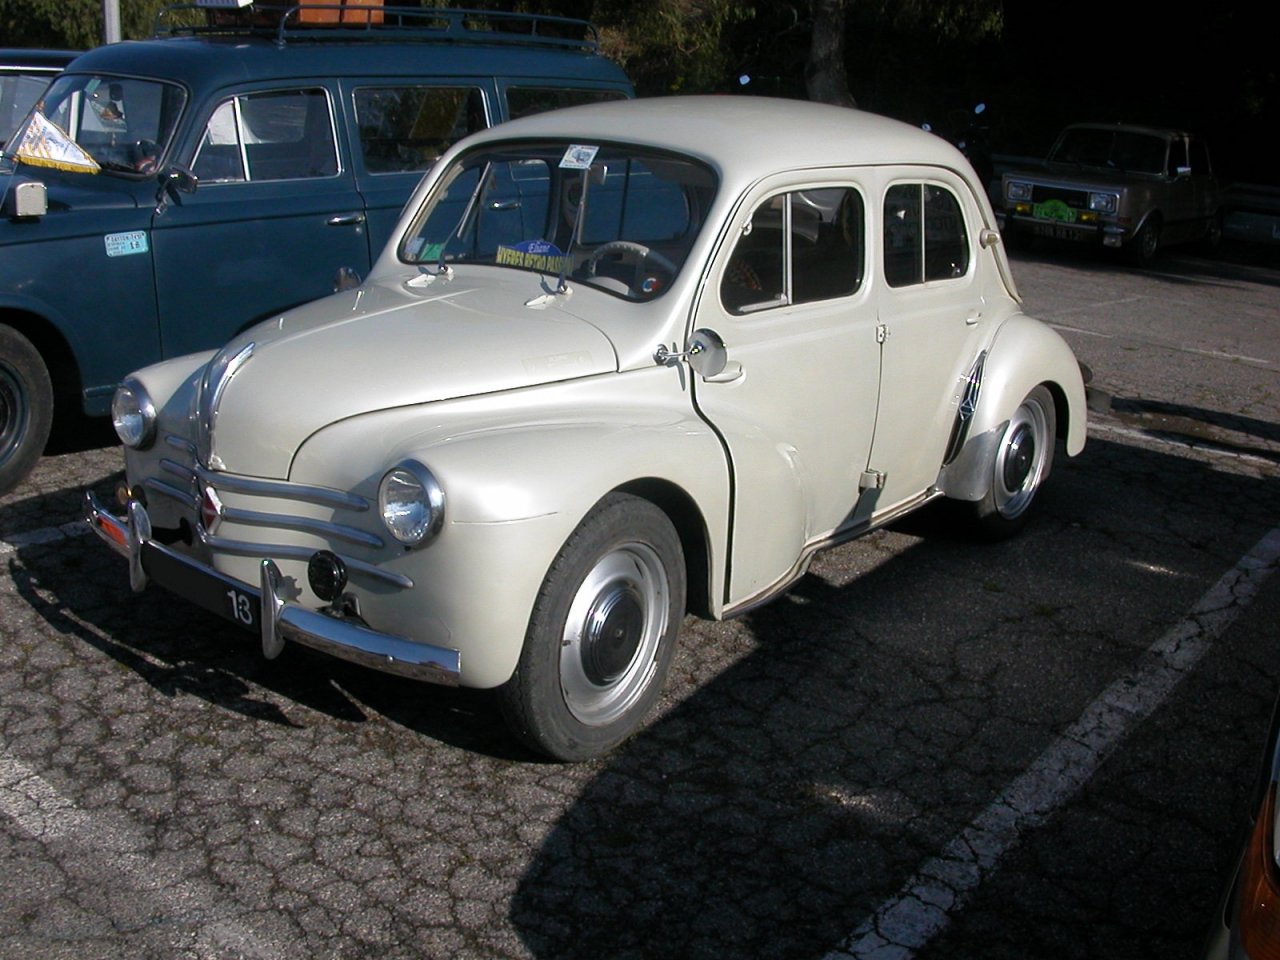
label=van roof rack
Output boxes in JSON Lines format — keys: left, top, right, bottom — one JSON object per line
{"left": 153, "top": 4, "right": 602, "bottom": 51}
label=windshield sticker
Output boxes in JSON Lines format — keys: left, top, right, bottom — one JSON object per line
{"left": 559, "top": 144, "right": 599, "bottom": 170}
{"left": 104, "top": 231, "right": 149, "bottom": 258}
{"left": 497, "top": 239, "right": 565, "bottom": 273}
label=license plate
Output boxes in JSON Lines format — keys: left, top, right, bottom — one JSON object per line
{"left": 1031, "top": 222, "right": 1084, "bottom": 242}
{"left": 142, "top": 543, "right": 261, "bottom": 633}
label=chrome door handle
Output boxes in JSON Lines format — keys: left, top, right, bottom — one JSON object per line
{"left": 327, "top": 213, "right": 366, "bottom": 227}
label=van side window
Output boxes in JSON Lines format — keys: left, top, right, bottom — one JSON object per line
{"left": 883, "top": 183, "right": 969, "bottom": 288}
{"left": 506, "top": 86, "right": 627, "bottom": 119}
{"left": 192, "top": 88, "right": 338, "bottom": 183}
{"left": 722, "top": 187, "right": 865, "bottom": 314}
{"left": 354, "top": 86, "right": 487, "bottom": 174}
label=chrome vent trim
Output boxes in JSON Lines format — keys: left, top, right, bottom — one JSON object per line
{"left": 196, "top": 529, "right": 413, "bottom": 589}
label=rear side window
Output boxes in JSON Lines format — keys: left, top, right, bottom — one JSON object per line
{"left": 353, "top": 86, "right": 487, "bottom": 174}
{"left": 192, "top": 88, "right": 337, "bottom": 183}
{"left": 506, "top": 86, "right": 627, "bottom": 119}
{"left": 883, "top": 183, "right": 969, "bottom": 288}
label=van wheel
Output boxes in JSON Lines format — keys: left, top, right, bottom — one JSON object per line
{"left": 969, "top": 385, "right": 1055, "bottom": 540}
{"left": 0, "top": 325, "right": 53, "bottom": 495}
{"left": 500, "top": 493, "right": 685, "bottom": 761}
{"left": 1128, "top": 217, "right": 1160, "bottom": 265}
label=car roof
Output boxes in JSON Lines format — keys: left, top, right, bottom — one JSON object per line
{"left": 0, "top": 49, "right": 79, "bottom": 70}
{"left": 468, "top": 95, "right": 973, "bottom": 184}
{"left": 62, "top": 33, "right": 630, "bottom": 92}
{"left": 1060, "top": 122, "right": 1195, "bottom": 141}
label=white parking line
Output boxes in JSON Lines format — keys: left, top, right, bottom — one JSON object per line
{"left": 825, "top": 526, "right": 1280, "bottom": 960}
{"left": 0, "top": 750, "right": 296, "bottom": 959}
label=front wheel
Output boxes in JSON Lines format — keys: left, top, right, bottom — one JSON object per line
{"left": 969, "top": 385, "right": 1056, "bottom": 540}
{"left": 0, "top": 324, "right": 54, "bottom": 495}
{"left": 500, "top": 493, "right": 686, "bottom": 761}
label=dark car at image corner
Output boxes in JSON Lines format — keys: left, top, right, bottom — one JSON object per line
{"left": 0, "top": 48, "right": 76, "bottom": 144}
{"left": 0, "top": 2, "right": 632, "bottom": 495}
{"left": 998, "top": 122, "right": 1221, "bottom": 265}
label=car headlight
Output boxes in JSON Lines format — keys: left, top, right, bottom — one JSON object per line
{"left": 1089, "top": 192, "right": 1119, "bottom": 214}
{"left": 378, "top": 460, "right": 445, "bottom": 547}
{"left": 111, "top": 377, "right": 157, "bottom": 450}
{"left": 1006, "top": 181, "right": 1032, "bottom": 202}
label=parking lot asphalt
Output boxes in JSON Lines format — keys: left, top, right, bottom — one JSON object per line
{"left": 1, "top": 244, "right": 1278, "bottom": 960}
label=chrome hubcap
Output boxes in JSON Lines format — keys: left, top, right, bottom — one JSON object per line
{"left": 560, "top": 543, "right": 668, "bottom": 726}
{"left": 993, "top": 396, "right": 1049, "bottom": 519}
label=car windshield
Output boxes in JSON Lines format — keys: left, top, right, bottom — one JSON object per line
{"left": 402, "top": 140, "right": 717, "bottom": 300}
{"left": 6, "top": 73, "right": 186, "bottom": 175}
{"left": 1, "top": 68, "right": 59, "bottom": 144}
{"left": 1048, "top": 128, "right": 1168, "bottom": 175}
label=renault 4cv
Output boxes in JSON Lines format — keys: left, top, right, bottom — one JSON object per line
{"left": 85, "top": 96, "right": 1088, "bottom": 761}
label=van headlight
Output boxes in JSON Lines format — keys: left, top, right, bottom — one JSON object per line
{"left": 1006, "top": 181, "right": 1032, "bottom": 202}
{"left": 379, "top": 460, "right": 445, "bottom": 547}
{"left": 111, "top": 377, "right": 157, "bottom": 449}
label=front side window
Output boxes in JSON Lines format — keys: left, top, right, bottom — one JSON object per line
{"left": 11, "top": 73, "right": 186, "bottom": 175}
{"left": 883, "top": 183, "right": 969, "bottom": 288}
{"left": 192, "top": 88, "right": 337, "bottom": 183}
{"left": 721, "top": 187, "right": 865, "bottom": 314}
{"left": 353, "top": 86, "right": 486, "bottom": 174}
{"left": 402, "top": 141, "right": 716, "bottom": 301}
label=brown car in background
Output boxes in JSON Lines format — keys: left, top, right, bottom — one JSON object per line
{"left": 999, "top": 122, "right": 1221, "bottom": 264}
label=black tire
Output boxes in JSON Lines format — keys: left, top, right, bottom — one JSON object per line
{"left": 500, "top": 493, "right": 686, "bottom": 761}
{"left": 0, "top": 324, "right": 54, "bottom": 495}
{"left": 969, "top": 385, "right": 1056, "bottom": 540}
{"left": 1127, "top": 217, "right": 1160, "bottom": 265}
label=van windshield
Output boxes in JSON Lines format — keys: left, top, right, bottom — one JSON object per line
{"left": 402, "top": 140, "right": 717, "bottom": 301}
{"left": 6, "top": 73, "right": 186, "bottom": 176}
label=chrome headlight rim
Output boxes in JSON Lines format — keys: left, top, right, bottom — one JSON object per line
{"left": 111, "top": 376, "right": 157, "bottom": 450}
{"left": 378, "top": 459, "right": 446, "bottom": 548}
{"left": 1089, "top": 191, "right": 1119, "bottom": 214}
{"left": 1006, "top": 181, "right": 1032, "bottom": 202}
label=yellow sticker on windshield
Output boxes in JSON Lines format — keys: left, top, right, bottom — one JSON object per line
{"left": 497, "top": 240, "right": 565, "bottom": 274}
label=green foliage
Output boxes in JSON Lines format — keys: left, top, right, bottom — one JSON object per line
{"left": 0, "top": 0, "right": 170, "bottom": 49}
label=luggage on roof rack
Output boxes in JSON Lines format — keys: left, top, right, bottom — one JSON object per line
{"left": 153, "top": 3, "right": 601, "bottom": 50}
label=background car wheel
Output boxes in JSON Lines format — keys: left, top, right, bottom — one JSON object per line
{"left": 970, "top": 384, "right": 1056, "bottom": 540}
{"left": 0, "top": 324, "right": 54, "bottom": 495}
{"left": 500, "top": 493, "right": 686, "bottom": 762}
{"left": 1128, "top": 217, "right": 1161, "bottom": 265}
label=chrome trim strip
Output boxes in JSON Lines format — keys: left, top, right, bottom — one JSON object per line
{"left": 722, "top": 489, "right": 944, "bottom": 619}
{"left": 142, "top": 476, "right": 198, "bottom": 508}
{"left": 196, "top": 528, "right": 412, "bottom": 589}
{"left": 221, "top": 505, "right": 384, "bottom": 548}
{"left": 194, "top": 465, "right": 370, "bottom": 511}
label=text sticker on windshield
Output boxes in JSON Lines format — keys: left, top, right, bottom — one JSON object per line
{"left": 560, "top": 144, "right": 599, "bottom": 170}
{"left": 104, "top": 231, "right": 149, "bottom": 258}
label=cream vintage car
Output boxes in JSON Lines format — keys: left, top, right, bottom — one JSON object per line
{"left": 85, "top": 97, "right": 1087, "bottom": 761}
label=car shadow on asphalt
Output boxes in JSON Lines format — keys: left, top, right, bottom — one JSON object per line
{"left": 501, "top": 436, "right": 1280, "bottom": 960}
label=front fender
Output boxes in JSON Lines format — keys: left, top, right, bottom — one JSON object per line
{"left": 287, "top": 369, "right": 731, "bottom": 688}
{"left": 938, "top": 313, "right": 1086, "bottom": 501}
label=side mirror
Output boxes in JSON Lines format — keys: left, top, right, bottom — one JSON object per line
{"left": 655, "top": 328, "right": 728, "bottom": 379}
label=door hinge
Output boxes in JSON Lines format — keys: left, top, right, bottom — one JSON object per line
{"left": 859, "top": 469, "right": 886, "bottom": 491}
{"left": 876, "top": 323, "right": 889, "bottom": 344}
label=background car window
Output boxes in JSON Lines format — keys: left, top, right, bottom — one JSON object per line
{"left": 723, "top": 187, "right": 864, "bottom": 314}
{"left": 192, "top": 88, "right": 337, "bottom": 183}
{"left": 506, "top": 86, "right": 627, "bottom": 119}
{"left": 884, "top": 183, "right": 969, "bottom": 287}
{"left": 354, "top": 86, "right": 486, "bottom": 174}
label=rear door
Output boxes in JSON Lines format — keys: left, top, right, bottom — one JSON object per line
{"left": 150, "top": 82, "right": 370, "bottom": 358}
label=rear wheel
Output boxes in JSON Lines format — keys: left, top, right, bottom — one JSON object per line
{"left": 969, "top": 385, "right": 1056, "bottom": 540}
{"left": 500, "top": 493, "right": 686, "bottom": 761}
{"left": 0, "top": 324, "right": 53, "bottom": 495}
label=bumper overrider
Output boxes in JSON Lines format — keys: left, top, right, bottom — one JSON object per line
{"left": 83, "top": 490, "right": 461, "bottom": 686}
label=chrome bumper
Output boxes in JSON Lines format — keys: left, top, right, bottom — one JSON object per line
{"left": 83, "top": 490, "right": 461, "bottom": 686}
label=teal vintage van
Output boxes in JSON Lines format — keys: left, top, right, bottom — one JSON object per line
{"left": 0, "top": 2, "right": 631, "bottom": 492}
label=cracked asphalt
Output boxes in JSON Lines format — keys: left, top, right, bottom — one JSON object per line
{"left": 1, "top": 243, "right": 1278, "bottom": 960}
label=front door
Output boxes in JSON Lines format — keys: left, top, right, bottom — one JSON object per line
{"left": 691, "top": 178, "right": 881, "bottom": 605}
{"left": 150, "top": 84, "right": 370, "bottom": 359}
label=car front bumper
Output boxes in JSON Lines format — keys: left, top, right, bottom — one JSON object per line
{"left": 83, "top": 490, "right": 461, "bottom": 686}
